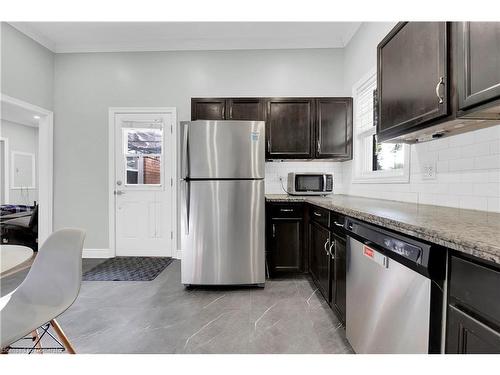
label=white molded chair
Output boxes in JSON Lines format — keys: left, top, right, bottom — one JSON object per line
{"left": 1, "top": 228, "right": 85, "bottom": 353}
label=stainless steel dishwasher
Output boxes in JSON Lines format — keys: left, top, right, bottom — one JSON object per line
{"left": 345, "top": 218, "right": 446, "bottom": 354}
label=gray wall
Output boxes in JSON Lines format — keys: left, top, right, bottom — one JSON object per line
{"left": 54, "top": 48, "right": 346, "bottom": 248}
{"left": 1, "top": 23, "right": 55, "bottom": 110}
{"left": 0, "top": 120, "right": 39, "bottom": 204}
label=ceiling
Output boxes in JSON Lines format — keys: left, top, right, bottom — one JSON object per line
{"left": 10, "top": 22, "right": 362, "bottom": 53}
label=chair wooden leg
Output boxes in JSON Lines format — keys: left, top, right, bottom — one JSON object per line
{"left": 31, "top": 330, "right": 43, "bottom": 353}
{"left": 49, "top": 319, "right": 76, "bottom": 354}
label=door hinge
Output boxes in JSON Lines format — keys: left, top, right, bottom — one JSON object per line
{"left": 170, "top": 178, "right": 173, "bottom": 186}
{"left": 171, "top": 124, "right": 173, "bottom": 133}
{"left": 171, "top": 231, "right": 173, "bottom": 240}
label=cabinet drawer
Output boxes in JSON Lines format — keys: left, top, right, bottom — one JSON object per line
{"left": 269, "top": 203, "right": 304, "bottom": 219}
{"left": 309, "top": 205, "right": 330, "bottom": 227}
{"left": 449, "top": 255, "right": 500, "bottom": 327}
{"left": 330, "top": 212, "right": 346, "bottom": 231}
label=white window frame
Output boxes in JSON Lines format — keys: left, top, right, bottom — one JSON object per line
{"left": 352, "top": 69, "right": 410, "bottom": 184}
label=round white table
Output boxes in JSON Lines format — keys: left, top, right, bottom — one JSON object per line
{"left": 0, "top": 245, "right": 34, "bottom": 276}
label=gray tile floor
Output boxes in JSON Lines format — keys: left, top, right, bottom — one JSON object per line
{"left": 1, "top": 259, "right": 353, "bottom": 354}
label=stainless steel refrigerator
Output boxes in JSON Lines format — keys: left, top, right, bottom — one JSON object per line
{"left": 180, "top": 120, "right": 265, "bottom": 286}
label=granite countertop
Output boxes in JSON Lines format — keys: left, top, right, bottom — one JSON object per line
{"left": 266, "top": 194, "right": 500, "bottom": 265}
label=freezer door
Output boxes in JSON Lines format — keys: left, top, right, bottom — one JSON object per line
{"left": 346, "top": 237, "right": 431, "bottom": 353}
{"left": 181, "top": 179, "right": 265, "bottom": 285}
{"left": 181, "top": 120, "right": 265, "bottom": 179}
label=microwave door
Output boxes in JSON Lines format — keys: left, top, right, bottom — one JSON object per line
{"left": 296, "top": 175, "right": 323, "bottom": 192}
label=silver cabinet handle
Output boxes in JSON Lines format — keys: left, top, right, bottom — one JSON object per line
{"left": 267, "top": 139, "right": 271, "bottom": 153}
{"left": 435, "top": 76, "right": 445, "bottom": 104}
{"left": 272, "top": 223, "right": 276, "bottom": 238}
{"left": 329, "top": 241, "right": 336, "bottom": 260}
{"left": 324, "top": 239, "right": 330, "bottom": 255}
{"left": 313, "top": 212, "right": 322, "bottom": 217}
{"left": 333, "top": 221, "right": 343, "bottom": 227}
{"left": 280, "top": 208, "right": 293, "bottom": 212}
{"left": 317, "top": 139, "right": 321, "bottom": 154}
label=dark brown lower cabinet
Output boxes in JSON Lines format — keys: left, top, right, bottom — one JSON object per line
{"left": 309, "top": 221, "right": 331, "bottom": 301}
{"left": 446, "top": 254, "right": 500, "bottom": 353}
{"left": 331, "top": 232, "right": 346, "bottom": 323}
{"left": 446, "top": 305, "right": 500, "bottom": 353}
{"left": 268, "top": 219, "right": 303, "bottom": 276}
{"left": 266, "top": 202, "right": 304, "bottom": 276}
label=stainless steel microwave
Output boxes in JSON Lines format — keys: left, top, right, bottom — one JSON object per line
{"left": 287, "top": 173, "right": 333, "bottom": 196}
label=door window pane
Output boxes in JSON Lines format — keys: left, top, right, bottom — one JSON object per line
{"left": 126, "top": 156, "right": 161, "bottom": 185}
{"left": 124, "top": 127, "right": 163, "bottom": 185}
{"left": 125, "top": 129, "right": 162, "bottom": 155}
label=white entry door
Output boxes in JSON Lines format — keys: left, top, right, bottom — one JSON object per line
{"left": 114, "top": 111, "right": 175, "bottom": 257}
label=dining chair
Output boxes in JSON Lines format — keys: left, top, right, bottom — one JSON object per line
{"left": 0, "top": 228, "right": 85, "bottom": 353}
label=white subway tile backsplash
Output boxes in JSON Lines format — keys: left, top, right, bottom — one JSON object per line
{"left": 341, "top": 125, "right": 500, "bottom": 213}
{"left": 449, "top": 158, "right": 474, "bottom": 172}
{"left": 438, "top": 147, "right": 460, "bottom": 161}
{"left": 449, "top": 183, "right": 473, "bottom": 196}
{"left": 474, "top": 154, "right": 500, "bottom": 170}
{"left": 473, "top": 183, "right": 500, "bottom": 197}
{"left": 487, "top": 197, "right": 500, "bottom": 212}
{"left": 490, "top": 140, "right": 500, "bottom": 154}
{"left": 459, "top": 196, "right": 488, "bottom": 211}
{"left": 460, "top": 142, "right": 491, "bottom": 159}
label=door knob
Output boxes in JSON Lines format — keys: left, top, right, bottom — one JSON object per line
{"left": 114, "top": 190, "right": 125, "bottom": 195}
{"left": 116, "top": 180, "right": 123, "bottom": 186}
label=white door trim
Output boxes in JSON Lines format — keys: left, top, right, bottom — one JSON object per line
{"left": 0, "top": 137, "right": 10, "bottom": 203}
{"left": 108, "top": 107, "right": 177, "bottom": 257}
{"left": 0, "top": 93, "right": 54, "bottom": 245}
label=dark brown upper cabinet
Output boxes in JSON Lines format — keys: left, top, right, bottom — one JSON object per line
{"left": 377, "top": 22, "right": 449, "bottom": 142}
{"left": 266, "top": 98, "right": 314, "bottom": 159}
{"left": 456, "top": 22, "right": 500, "bottom": 116}
{"left": 227, "top": 98, "right": 264, "bottom": 120}
{"left": 315, "top": 98, "right": 353, "bottom": 160}
{"left": 191, "top": 97, "right": 353, "bottom": 160}
{"left": 191, "top": 98, "right": 226, "bottom": 120}
{"left": 377, "top": 22, "right": 500, "bottom": 144}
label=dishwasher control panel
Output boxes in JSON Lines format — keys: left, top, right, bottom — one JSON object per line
{"left": 382, "top": 238, "right": 422, "bottom": 264}
{"left": 345, "top": 218, "right": 428, "bottom": 267}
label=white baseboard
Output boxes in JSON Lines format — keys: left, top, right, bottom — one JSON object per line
{"left": 83, "top": 248, "right": 114, "bottom": 258}
{"left": 174, "top": 249, "right": 182, "bottom": 260}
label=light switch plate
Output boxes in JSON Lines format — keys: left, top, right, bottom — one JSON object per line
{"left": 422, "top": 162, "right": 437, "bottom": 180}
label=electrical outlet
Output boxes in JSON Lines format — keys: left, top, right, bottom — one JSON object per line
{"left": 422, "top": 162, "right": 437, "bottom": 180}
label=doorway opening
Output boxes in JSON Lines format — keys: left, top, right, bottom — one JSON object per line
{"left": 0, "top": 94, "right": 53, "bottom": 249}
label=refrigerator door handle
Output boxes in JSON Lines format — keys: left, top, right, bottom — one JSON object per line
{"left": 182, "top": 180, "right": 190, "bottom": 235}
{"left": 181, "top": 123, "right": 189, "bottom": 179}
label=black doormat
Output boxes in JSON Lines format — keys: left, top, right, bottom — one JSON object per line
{"left": 82, "top": 256, "right": 173, "bottom": 281}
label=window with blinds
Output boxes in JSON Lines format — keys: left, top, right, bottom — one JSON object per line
{"left": 354, "top": 74, "right": 377, "bottom": 136}
{"left": 352, "top": 71, "right": 409, "bottom": 183}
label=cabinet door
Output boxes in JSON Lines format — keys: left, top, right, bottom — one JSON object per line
{"left": 268, "top": 219, "right": 303, "bottom": 275}
{"left": 315, "top": 98, "right": 353, "bottom": 160}
{"left": 309, "top": 222, "right": 331, "bottom": 301}
{"left": 331, "top": 234, "right": 346, "bottom": 323}
{"left": 227, "top": 98, "right": 264, "bottom": 120}
{"left": 457, "top": 22, "right": 500, "bottom": 111}
{"left": 266, "top": 98, "right": 314, "bottom": 159}
{"left": 377, "top": 22, "right": 448, "bottom": 139}
{"left": 446, "top": 305, "right": 500, "bottom": 354}
{"left": 191, "top": 98, "right": 226, "bottom": 120}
